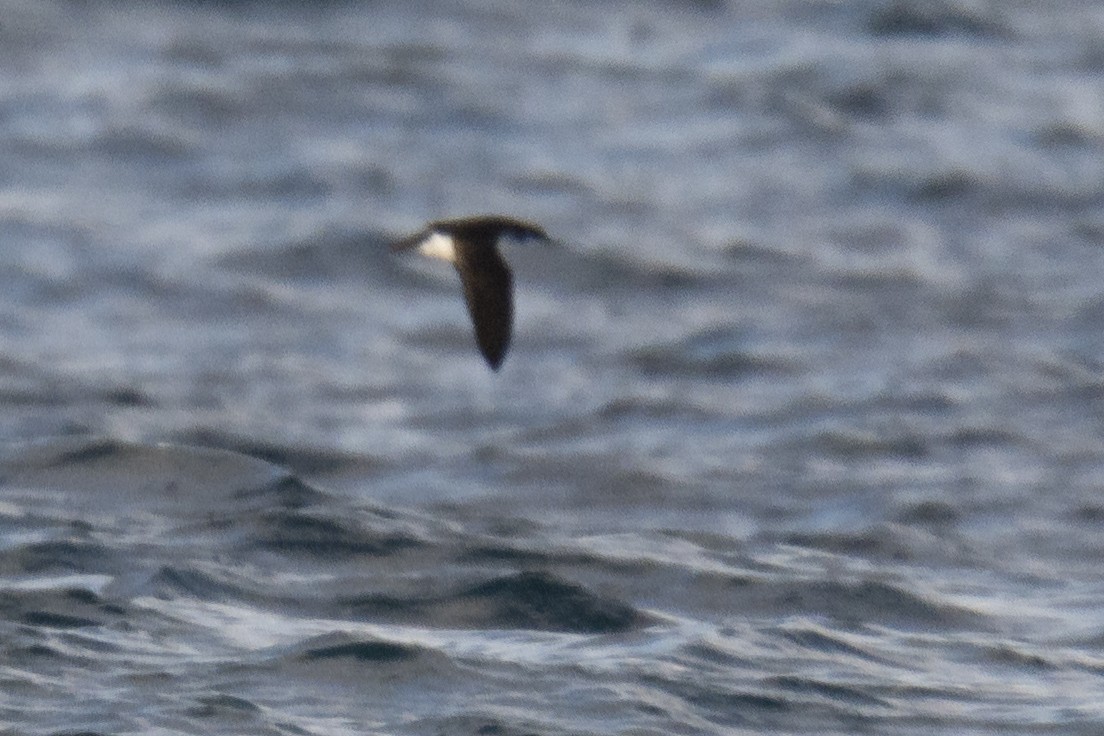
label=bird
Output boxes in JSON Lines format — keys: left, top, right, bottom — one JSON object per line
{"left": 392, "top": 215, "right": 549, "bottom": 370}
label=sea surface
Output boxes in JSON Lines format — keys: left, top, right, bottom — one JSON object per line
{"left": 2, "top": 0, "right": 1104, "bottom": 733}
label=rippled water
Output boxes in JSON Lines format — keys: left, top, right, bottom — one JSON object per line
{"left": 2, "top": 0, "right": 1104, "bottom": 733}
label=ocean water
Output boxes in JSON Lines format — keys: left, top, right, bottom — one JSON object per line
{"left": 2, "top": 0, "right": 1104, "bottom": 733}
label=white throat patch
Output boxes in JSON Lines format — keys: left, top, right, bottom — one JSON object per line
{"left": 417, "top": 232, "right": 458, "bottom": 263}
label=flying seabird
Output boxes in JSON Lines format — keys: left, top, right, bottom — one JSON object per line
{"left": 392, "top": 215, "right": 549, "bottom": 370}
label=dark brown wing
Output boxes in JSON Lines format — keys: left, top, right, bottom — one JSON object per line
{"left": 454, "top": 244, "right": 513, "bottom": 370}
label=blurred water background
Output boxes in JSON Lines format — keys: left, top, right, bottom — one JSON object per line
{"left": 2, "top": 0, "right": 1104, "bottom": 733}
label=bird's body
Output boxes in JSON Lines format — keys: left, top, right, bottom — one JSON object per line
{"left": 392, "top": 215, "right": 549, "bottom": 370}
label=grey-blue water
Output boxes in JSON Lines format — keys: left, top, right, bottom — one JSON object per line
{"left": 2, "top": 1, "right": 1104, "bottom": 733}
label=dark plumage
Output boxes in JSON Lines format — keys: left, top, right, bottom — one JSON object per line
{"left": 392, "top": 215, "right": 548, "bottom": 370}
